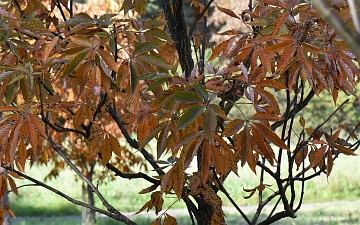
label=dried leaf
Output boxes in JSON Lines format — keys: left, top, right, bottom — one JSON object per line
{"left": 216, "top": 4, "right": 240, "bottom": 19}
{"left": 7, "top": 176, "right": 18, "bottom": 195}
{"left": 222, "top": 119, "right": 245, "bottom": 137}
{"left": 252, "top": 122, "right": 289, "bottom": 151}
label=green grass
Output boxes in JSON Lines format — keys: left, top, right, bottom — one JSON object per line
{"left": 8, "top": 154, "right": 360, "bottom": 223}
{"left": 11, "top": 200, "right": 360, "bottom": 224}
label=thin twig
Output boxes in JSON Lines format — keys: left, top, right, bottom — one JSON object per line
{"left": 189, "top": 0, "right": 214, "bottom": 38}
{"left": 106, "top": 103, "right": 164, "bottom": 176}
{"left": 210, "top": 167, "right": 252, "bottom": 225}
{"left": 4, "top": 167, "right": 136, "bottom": 225}
{"left": 106, "top": 162, "right": 160, "bottom": 185}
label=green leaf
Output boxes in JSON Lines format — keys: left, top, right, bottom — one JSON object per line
{"left": 173, "top": 92, "right": 203, "bottom": 102}
{"left": 144, "top": 28, "right": 171, "bottom": 41}
{"left": 138, "top": 73, "right": 171, "bottom": 80}
{"left": 57, "top": 13, "right": 93, "bottom": 28}
{"left": 137, "top": 54, "right": 171, "bottom": 71}
{"left": 177, "top": 105, "right": 205, "bottom": 130}
{"left": 147, "top": 78, "right": 167, "bottom": 91}
{"left": 142, "top": 19, "right": 165, "bottom": 30}
{"left": 134, "top": 41, "right": 164, "bottom": 55}
{"left": 193, "top": 82, "right": 208, "bottom": 101}
{"left": 130, "top": 60, "right": 138, "bottom": 92}
{"left": 5, "top": 40, "right": 20, "bottom": 59}
{"left": 62, "top": 51, "right": 89, "bottom": 77}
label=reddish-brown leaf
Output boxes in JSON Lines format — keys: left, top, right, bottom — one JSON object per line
{"left": 310, "top": 145, "right": 327, "bottom": 168}
{"left": 252, "top": 122, "right": 289, "bottom": 151}
{"left": 294, "top": 144, "right": 308, "bottom": 170}
{"left": 216, "top": 4, "right": 240, "bottom": 19}
{"left": 3, "top": 204, "right": 15, "bottom": 218}
{"left": 100, "top": 135, "right": 112, "bottom": 165}
{"left": 164, "top": 214, "right": 178, "bottom": 225}
{"left": 208, "top": 37, "right": 236, "bottom": 62}
{"left": 7, "top": 176, "right": 18, "bottom": 196}
{"left": 332, "top": 143, "right": 357, "bottom": 156}
{"left": 272, "top": 12, "right": 290, "bottom": 35}
{"left": 108, "top": 133, "right": 122, "bottom": 157}
{"left": 0, "top": 176, "right": 7, "bottom": 200}
{"left": 201, "top": 141, "right": 213, "bottom": 183}
{"left": 172, "top": 162, "right": 184, "bottom": 199}
{"left": 250, "top": 112, "right": 283, "bottom": 121}
{"left": 254, "top": 87, "right": 280, "bottom": 114}
{"left": 222, "top": 119, "right": 245, "bottom": 137}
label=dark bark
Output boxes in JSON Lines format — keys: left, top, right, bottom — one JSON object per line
{"left": 162, "top": 0, "right": 194, "bottom": 78}
{"left": 162, "top": 1, "right": 214, "bottom": 224}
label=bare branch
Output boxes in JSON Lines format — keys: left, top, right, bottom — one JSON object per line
{"left": 4, "top": 167, "right": 136, "bottom": 225}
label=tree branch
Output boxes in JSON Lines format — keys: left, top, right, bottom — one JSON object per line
{"left": 106, "top": 103, "right": 164, "bottom": 176}
{"left": 211, "top": 167, "right": 252, "bottom": 225}
{"left": 4, "top": 167, "right": 136, "bottom": 225}
{"left": 106, "top": 162, "right": 160, "bottom": 185}
{"left": 188, "top": 0, "right": 214, "bottom": 38}
{"left": 162, "top": 0, "right": 194, "bottom": 77}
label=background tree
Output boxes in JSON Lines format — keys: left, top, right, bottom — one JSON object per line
{"left": 0, "top": 0, "right": 359, "bottom": 225}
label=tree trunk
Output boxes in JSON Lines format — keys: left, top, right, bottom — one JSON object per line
{"left": 81, "top": 182, "right": 96, "bottom": 225}
{"left": 3, "top": 192, "right": 11, "bottom": 225}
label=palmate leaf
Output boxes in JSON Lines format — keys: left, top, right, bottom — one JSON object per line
{"left": 176, "top": 105, "right": 205, "bottom": 130}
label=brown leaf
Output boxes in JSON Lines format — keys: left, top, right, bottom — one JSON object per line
{"left": 222, "top": 119, "right": 245, "bottom": 137}
{"left": 332, "top": 143, "right": 357, "bottom": 156}
{"left": 201, "top": 141, "right": 213, "bottom": 183}
{"left": 252, "top": 122, "right": 289, "bottom": 151}
{"left": 310, "top": 145, "right": 327, "bottom": 168}
{"left": 108, "top": 134, "right": 122, "bottom": 157}
{"left": 294, "top": 144, "right": 308, "bottom": 170}
{"left": 164, "top": 214, "right": 178, "bottom": 225}
{"left": 250, "top": 112, "right": 283, "bottom": 121}
{"left": 216, "top": 4, "right": 240, "bottom": 19}
{"left": 3, "top": 204, "right": 15, "bottom": 218}
{"left": 100, "top": 135, "right": 112, "bottom": 165}
{"left": 0, "top": 176, "right": 7, "bottom": 200}
{"left": 254, "top": 87, "right": 280, "bottom": 114}
{"left": 7, "top": 176, "right": 18, "bottom": 196}
{"left": 139, "top": 184, "right": 159, "bottom": 194}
